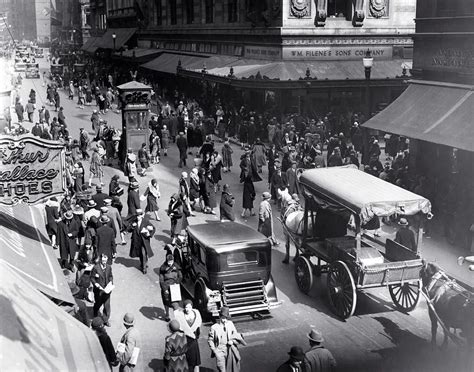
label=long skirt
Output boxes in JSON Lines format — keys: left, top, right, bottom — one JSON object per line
{"left": 186, "top": 337, "right": 201, "bottom": 368}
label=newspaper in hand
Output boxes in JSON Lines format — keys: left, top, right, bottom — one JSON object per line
{"left": 116, "top": 342, "right": 126, "bottom": 354}
{"left": 129, "top": 347, "right": 140, "bottom": 365}
{"left": 103, "top": 282, "right": 115, "bottom": 294}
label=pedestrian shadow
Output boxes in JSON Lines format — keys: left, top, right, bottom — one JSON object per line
{"left": 148, "top": 358, "right": 164, "bottom": 372}
{"left": 139, "top": 305, "right": 167, "bottom": 321}
{"left": 114, "top": 256, "right": 138, "bottom": 269}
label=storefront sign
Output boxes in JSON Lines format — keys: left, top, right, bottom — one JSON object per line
{"left": 0, "top": 136, "right": 65, "bottom": 205}
{"left": 430, "top": 48, "right": 474, "bottom": 70}
{"left": 244, "top": 45, "right": 282, "bottom": 60}
{"left": 282, "top": 46, "right": 393, "bottom": 60}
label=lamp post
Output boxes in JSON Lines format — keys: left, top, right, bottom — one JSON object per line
{"left": 362, "top": 49, "right": 373, "bottom": 118}
{"left": 112, "top": 32, "right": 116, "bottom": 51}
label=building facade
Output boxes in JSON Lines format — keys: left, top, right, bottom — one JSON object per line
{"left": 125, "top": 0, "right": 416, "bottom": 116}
{"left": 364, "top": 0, "right": 474, "bottom": 251}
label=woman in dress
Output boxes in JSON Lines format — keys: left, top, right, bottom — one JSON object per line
{"left": 210, "top": 151, "right": 223, "bottom": 191}
{"left": 221, "top": 140, "right": 233, "bottom": 172}
{"left": 205, "top": 170, "right": 217, "bottom": 215}
{"left": 150, "top": 131, "right": 161, "bottom": 164}
{"left": 45, "top": 197, "right": 60, "bottom": 248}
{"left": 242, "top": 175, "right": 256, "bottom": 218}
{"left": 72, "top": 162, "right": 85, "bottom": 194}
{"left": 89, "top": 147, "right": 104, "bottom": 187}
{"left": 189, "top": 168, "right": 200, "bottom": 212}
{"left": 144, "top": 179, "right": 161, "bottom": 221}
{"left": 174, "top": 300, "right": 202, "bottom": 372}
{"left": 164, "top": 320, "right": 188, "bottom": 372}
{"left": 161, "top": 124, "right": 170, "bottom": 156}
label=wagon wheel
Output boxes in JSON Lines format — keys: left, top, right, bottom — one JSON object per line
{"left": 327, "top": 261, "right": 357, "bottom": 319}
{"left": 388, "top": 281, "right": 421, "bottom": 312}
{"left": 294, "top": 256, "right": 313, "bottom": 294}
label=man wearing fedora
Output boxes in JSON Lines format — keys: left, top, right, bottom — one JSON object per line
{"left": 57, "top": 210, "right": 80, "bottom": 269}
{"left": 127, "top": 181, "right": 141, "bottom": 217}
{"left": 128, "top": 209, "right": 155, "bottom": 274}
{"left": 208, "top": 306, "right": 243, "bottom": 372}
{"left": 258, "top": 191, "right": 279, "bottom": 246}
{"left": 84, "top": 199, "right": 101, "bottom": 224}
{"left": 276, "top": 346, "right": 305, "bottom": 372}
{"left": 93, "top": 184, "right": 110, "bottom": 209}
{"left": 117, "top": 313, "right": 140, "bottom": 371}
{"left": 91, "top": 254, "right": 114, "bottom": 327}
{"left": 395, "top": 218, "right": 417, "bottom": 252}
{"left": 96, "top": 215, "right": 116, "bottom": 263}
{"left": 304, "top": 329, "right": 336, "bottom": 372}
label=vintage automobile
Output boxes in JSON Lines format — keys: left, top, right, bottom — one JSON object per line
{"left": 172, "top": 222, "right": 281, "bottom": 318}
{"left": 14, "top": 61, "right": 27, "bottom": 72}
{"left": 25, "top": 63, "right": 40, "bottom": 78}
{"left": 50, "top": 64, "right": 64, "bottom": 76}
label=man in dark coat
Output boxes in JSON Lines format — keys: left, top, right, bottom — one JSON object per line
{"left": 96, "top": 215, "right": 116, "bottom": 262}
{"left": 91, "top": 317, "right": 119, "bottom": 368}
{"left": 128, "top": 209, "right": 155, "bottom": 274}
{"left": 276, "top": 346, "right": 305, "bottom": 372}
{"left": 176, "top": 132, "right": 188, "bottom": 168}
{"left": 159, "top": 254, "right": 183, "bottom": 321}
{"left": 394, "top": 218, "right": 417, "bottom": 252}
{"left": 57, "top": 210, "right": 79, "bottom": 268}
{"left": 304, "top": 329, "right": 337, "bottom": 372}
{"left": 91, "top": 254, "right": 114, "bottom": 326}
{"left": 92, "top": 185, "right": 109, "bottom": 209}
{"left": 167, "top": 193, "right": 183, "bottom": 243}
{"left": 126, "top": 181, "right": 140, "bottom": 216}
{"left": 285, "top": 161, "right": 300, "bottom": 195}
{"left": 270, "top": 166, "right": 287, "bottom": 208}
{"left": 219, "top": 184, "right": 235, "bottom": 222}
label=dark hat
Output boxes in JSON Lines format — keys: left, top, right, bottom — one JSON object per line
{"left": 130, "top": 181, "right": 139, "bottom": 189}
{"left": 96, "top": 185, "right": 102, "bottom": 191}
{"left": 307, "top": 329, "right": 324, "bottom": 343}
{"left": 171, "top": 193, "right": 179, "bottom": 200}
{"left": 168, "top": 320, "right": 181, "bottom": 332}
{"left": 91, "top": 317, "right": 104, "bottom": 330}
{"left": 398, "top": 218, "right": 409, "bottom": 226}
{"left": 183, "top": 299, "right": 193, "bottom": 307}
{"left": 123, "top": 313, "right": 134, "bottom": 326}
{"left": 288, "top": 346, "right": 305, "bottom": 361}
{"left": 166, "top": 254, "right": 174, "bottom": 261}
{"left": 262, "top": 191, "right": 271, "bottom": 200}
{"left": 219, "top": 306, "right": 231, "bottom": 319}
{"left": 64, "top": 210, "right": 74, "bottom": 220}
{"left": 50, "top": 196, "right": 58, "bottom": 202}
{"left": 99, "top": 215, "right": 110, "bottom": 223}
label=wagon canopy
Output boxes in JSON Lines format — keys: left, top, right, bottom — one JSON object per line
{"left": 299, "top": 167, "right": 431, "bottom": 224}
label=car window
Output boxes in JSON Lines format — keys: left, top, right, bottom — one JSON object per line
{"left": 226, "top": 251, "right": 258, "bottom": 267}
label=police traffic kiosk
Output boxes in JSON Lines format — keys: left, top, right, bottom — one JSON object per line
{"left": 172, "top": 222, "right": 281, "bottom": 319}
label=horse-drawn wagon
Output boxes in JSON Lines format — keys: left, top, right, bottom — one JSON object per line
{"left": 281, "top": 167, "right": 432, "bottom": 319}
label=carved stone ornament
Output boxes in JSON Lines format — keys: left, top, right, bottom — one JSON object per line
{"left": 315, "top": 0, "right": 327, "bottom": 27}
{"left": 290, "top": 0, "right": 311, "bottom": 18}
{"left": 369, "top": 0, "right": 388, "bottom": 18}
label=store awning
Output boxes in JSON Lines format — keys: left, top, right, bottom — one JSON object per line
{"left": 95, "top": 28, "right": 136, "bottom": 50}
{"left": 0, "top": 261, "right": 110, "bottom": 371}
{"left": 81, "top": 36, "right": 100, "bottom": 53}
{"left": 141, "top": 52, "right": 240, "bottom": 74}
{"left": 189, "top": 59, "right": 411, "bottom": 80}
{"left": 0, "top": 205, "right": 74, "bottom": 304}
{"left": 362, "top": 80, "right": 474, "bottom": 152}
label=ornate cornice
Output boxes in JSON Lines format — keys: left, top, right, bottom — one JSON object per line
{"left": 282, "top": 37, "right": 413, "bottom": 45}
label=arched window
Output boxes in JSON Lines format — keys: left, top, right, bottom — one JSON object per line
{"left": 185, "top": 0, "right": 194, "bottom": 24}
{"left": 205, "top": 0, "right": 214, "bottom": 23}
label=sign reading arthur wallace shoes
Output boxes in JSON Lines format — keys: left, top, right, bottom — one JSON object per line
{"left": 0, "top": 135, "right": 66, "bottom": 205}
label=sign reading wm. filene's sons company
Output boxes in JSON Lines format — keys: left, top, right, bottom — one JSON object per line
{"left": 0, "top": 136, "right": 66, "bottom": 205}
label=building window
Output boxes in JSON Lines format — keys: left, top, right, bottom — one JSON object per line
{"left": 185, "top": 0, "right": 194, "bottom": 24}
{"left": 228, "top": 0, "right": 238, "bottom": 22}
{"left": 205, "top": 0, "right": 214, "bottom": 23}
{"left": 153, "top": 0, "right": 162, "bottom": 26}
{"left": 169, "top": 0, "right": 177, "bottom": 25}
{"left": 327, "top": 0, "right": 351, "bottom": 19}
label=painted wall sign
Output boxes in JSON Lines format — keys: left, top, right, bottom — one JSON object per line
{"left": 244, "top": 45, "right": 282, "bottom": 60}
{"left": 282, "top": 46, "right": 393, "bottom": 60}
{"left": 0, "top": 136, "right": 66, "bottom": 205}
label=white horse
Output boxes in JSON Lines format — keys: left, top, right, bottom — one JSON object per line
{"left": 281, "top": 208, "right": 313, "bottom": 263}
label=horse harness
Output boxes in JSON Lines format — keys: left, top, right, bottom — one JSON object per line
{"left": 426, "top": 270, "right": 473, "bottom": 306}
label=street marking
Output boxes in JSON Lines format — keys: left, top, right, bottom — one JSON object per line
{"left": 242, "top": 325, "right": 296, "bottom": 337}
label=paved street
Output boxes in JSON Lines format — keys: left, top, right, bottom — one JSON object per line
{"left": 12, "top": 57, "right": 471, "bottom": 372}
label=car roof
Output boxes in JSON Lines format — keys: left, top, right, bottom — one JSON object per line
{"left": 187, "top": 222, "right": 270, "bottom": 253}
